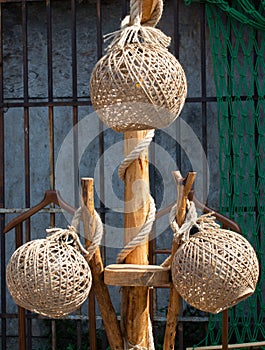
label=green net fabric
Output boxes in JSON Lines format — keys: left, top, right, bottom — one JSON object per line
{"left": 185, "top": 0, "right": 265, "bottom": 347}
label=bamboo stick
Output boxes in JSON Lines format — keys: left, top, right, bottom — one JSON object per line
{"left": 163, "top": 171, "right": 197, "bottom": 350}
{"left": 81, "top": 178, "right": 123, "bottom": 350}
{"left": 122, "top": 131, "right": 150, "bottom": 348}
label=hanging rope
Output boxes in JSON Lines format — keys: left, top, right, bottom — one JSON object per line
{"left": 116, "top": 129, "right": 156, "bottom": 264}
{"left": 161, "top": 200, "right": 219, "bottom": 268}
{"left": 116, "top": 130, "right": 156, "bottom": 264}
{"left": 104, "top": 0, "right": 170, "bottom": 51}
{"left": 169, "top": 200, "right": 220, "bottom": 244}
{"left": 117, "top": 128, "right": 156, "bottom": 350}
{"left": 46, "top": 226, "right": 90, "bottom": 257}
{"left": 46, "top": 204, "right": 103, "bottom": 262}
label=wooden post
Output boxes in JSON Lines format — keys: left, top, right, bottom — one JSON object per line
{"left": 141, "top": 0, "right": 158, "bottom": 23}
{"left": 163, "top": 171, "right": 196, "bottom": 350}
{"left": 121, "top": 0, "right": 157, "bottom": 345}
{"left": 122, "top": 131, "right": 150, "bottom": 348}
{"left": 81, "top": 178, "right": 123, "bottom": 350}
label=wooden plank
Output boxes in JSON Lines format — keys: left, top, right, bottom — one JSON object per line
{"left": 122, "top": 130, "right": 150, "bottom": 348}
{"left": 104, "top": 264, "right": 170, "bottom": 286}
{"left": 186, "top": 341, "right": 265, "bottom": 350}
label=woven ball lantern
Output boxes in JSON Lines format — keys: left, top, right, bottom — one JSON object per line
{"left": 90, "top": 1, "right": 187, "bottom": 132}
{"left": 6, "top": 228, "right": 92, "bottom": 318}
{"left": 172, "top": 215, "right": 259, "bottom": 314}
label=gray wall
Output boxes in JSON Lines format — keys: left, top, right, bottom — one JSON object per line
{"left": 2, "top": 0, "right": 218, "bottom": 348}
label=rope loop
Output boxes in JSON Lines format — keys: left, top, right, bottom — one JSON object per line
{"left": 104, "top": 0, "right": 170, "bottom": 51}
{"left": 129, "top": 0, "right": 163, "bottom": 27}
{"left": 46, "top": 204, "right": 104, "bottom": 262}
{"left": 46, "top": 226, "right": 89, "bottom": 257}
{"left": 71, "top": 204, "right": 104, "bottom": 261}
{"left": 169, "top": 200, "right": 220, "bottom": 244}
{"left": 116, "top": 130, "right": 156, "bottom": 264}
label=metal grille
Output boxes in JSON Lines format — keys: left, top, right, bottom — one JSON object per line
{"left": 0, "top": 0, "right": 217, "bottom": 349}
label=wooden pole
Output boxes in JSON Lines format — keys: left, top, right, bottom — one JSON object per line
{"left": 141, "top": 0, "right": 158, "bottom": 24}
{"left": 120, "top": 0, "right": 158, "bottom": 346}
{"left": 163, "top": 171, "right": 196, "bottom": 350}
{"left": 122, "top": 131, "right": 150, "bottom": 348}
{"left": 81, "top": 178, "right": 123, "bottom": 350}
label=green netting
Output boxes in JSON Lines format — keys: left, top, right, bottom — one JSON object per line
{"left": 185, "top": 0, "right": 265, "bottom": 347}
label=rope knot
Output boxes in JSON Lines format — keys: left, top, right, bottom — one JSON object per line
{"left": 170, "top": 200, "right": 221, "bottom": 244}
{"left": 169, "top": 200, "right": 198, "bottom": 243}
{"left": 104, "top": 0, "right": 170, "bottom": 51}
{"left": 46, "top": 226, "right": 89, "bottom": 257}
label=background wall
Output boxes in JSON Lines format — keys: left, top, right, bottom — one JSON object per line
{"left": 1, "top": 0, "right": 219, "bottom": 348}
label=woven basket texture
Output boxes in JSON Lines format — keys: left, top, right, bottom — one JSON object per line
{"left": 90, "top": 43, "right": 187, "bottom": 132}
{"left": 6, "top": 236, "right": 92, "bottom": 318}
{"left": 172, "top": 228, "right": 259, "bottom": 314}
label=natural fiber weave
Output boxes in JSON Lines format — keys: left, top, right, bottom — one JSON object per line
{"left": 6, "top": 228, "right": 92, "bottom": 318}
{"left": 90, "top": 43, "right": 187, "bottom": 132}
{"left": 172, "top": 215, "right": 259, "bottom": 314}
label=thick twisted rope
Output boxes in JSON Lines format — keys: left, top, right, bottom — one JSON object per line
{"left": 129, "top": 0, "right": 163, "bottom": 27}
{"left": 161, "top": 201, "right": 219, "bottom": 268}
{"left": 116, "top": 129, "right": 156, "bottom": 264}
{"left": 71, "top": 205, "right": 103, "bottom": 261}
{"left": 46, "top": 205, "right": 103, "bottom": 262}
{"left": 46, "top": 226, "right": 90, "bottom": 257}
{"left": 118, "top": 129, "right": 155, "bottom": 181}
{"left": 169, "top": 200, "right": 220, "bottom": 244}
{"left": 104, "top": 0, "right": 170, "bottom": 51}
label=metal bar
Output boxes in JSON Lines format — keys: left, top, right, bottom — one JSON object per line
{"left": 0, "top": 4, "right": 6, "bottom": 348}
{"left": 15, "top": 224, "right": 27, "bottom": 350}
{"left": 96, "top": 0, "right": 106, "bottom": 348}
{"left": 51, "top": 320, "right": 56, "bottom": 350}
{"left": 222, "top": 309, "right": 229, "bottom": 350}
{"left": 89, "top": 291, "right": 97, "bottom": 350}
{"left": 173, "top": 3, "right": 185, "bottom": 348}
{"left": 70, "top": 1, "right": 82, "bottom": 346}
{"left": 71, "top": 0, "right": 79, "bottom": 208}
{"left": 0, "top": 96, "right": 235, "bottom": 109}
{"left": 200, "top": 3, "right": 208, "bottom": 204}
{"left": 21, "top": 2, "right": 32, "bottom": 347}
{"left": 46, "top": 0, "right": 55, "bottom": 194}
{"left": 173, "top": 0, "right": 182, "bottom": 195}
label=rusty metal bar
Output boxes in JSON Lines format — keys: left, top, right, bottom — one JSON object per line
{"left": 0, "top": 95, "right": 220, "bottom": 109}
{"left": 70, "top": 0, "right": 82, "bottom": 347}
{"left": 222, "top": 309, "right": 229, "bottom": 350}
{"left": 200, "top": 3, "right": 208, "bottom": 204}
{"left": 21, "top": 2, "right": 33, "bottom": 348}
{"left": 89, "top": 291, "right": 97, "bottom": 350}
{"left": 15, "top": 223, "right": 27, "bottom": 350}
{"left": 0, "top": 3, "right": 7, "bottom": 349}
{"left": 96, "top": 0, "right": 106, "bottom": 347}
{"left": 46, "top": 0, "right": 55, "bottom": 233}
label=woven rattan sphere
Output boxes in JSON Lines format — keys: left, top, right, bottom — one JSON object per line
{"left": 172, "top": 229, "right": 259, "bottom": 314}
{"left": 6, "top": 233, "right": 92, "bottom": 318}
{"left": 90, "top": 43, "right": 187, "bottom": 132}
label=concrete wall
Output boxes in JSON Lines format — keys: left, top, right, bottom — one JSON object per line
{"left": 2, "top": 0, "right": 219, "bottom": 348}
